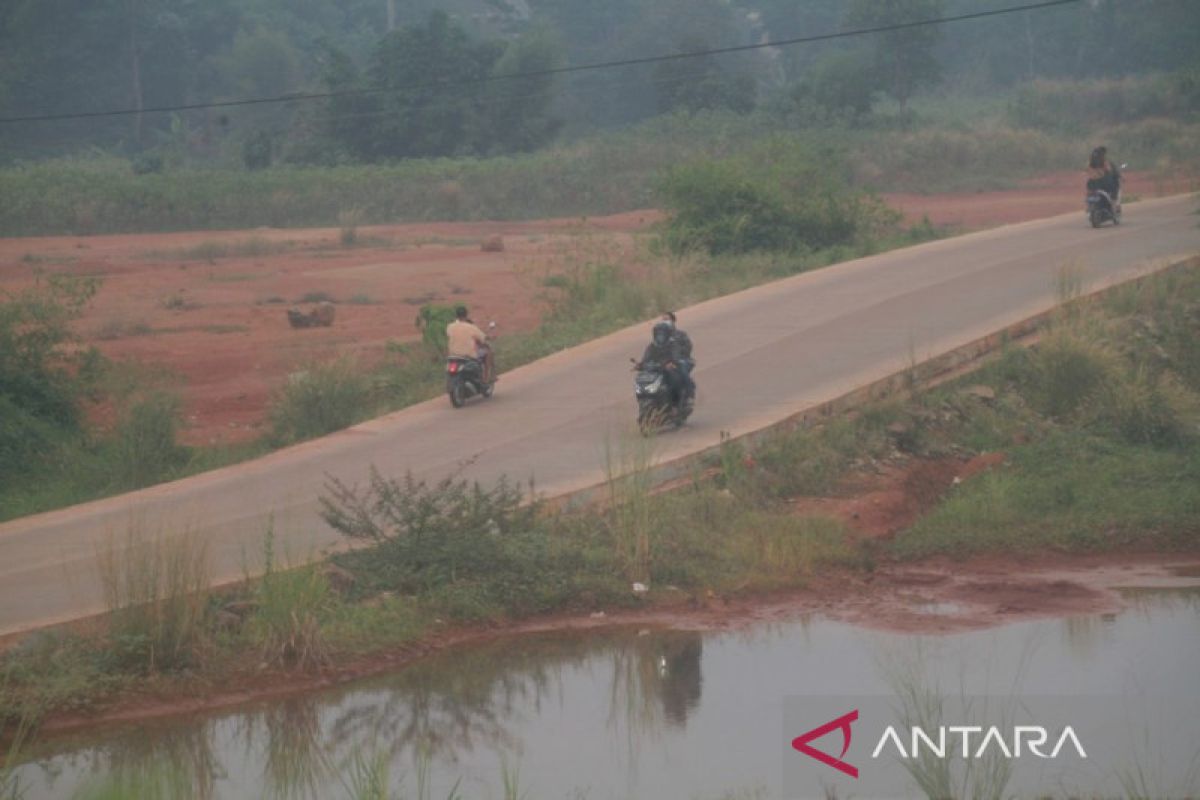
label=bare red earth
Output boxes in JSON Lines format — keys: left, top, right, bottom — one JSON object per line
{"left": 0, "top": 171, "right": 1189, "bottom": 445}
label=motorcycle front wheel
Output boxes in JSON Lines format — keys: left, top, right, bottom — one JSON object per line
{"left": 1089, "top": 209, "right": 1103, "bottom": 228}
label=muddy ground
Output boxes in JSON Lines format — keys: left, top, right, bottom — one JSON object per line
{"left": 1, "top": 170, "right": 1190, "bottom": 446}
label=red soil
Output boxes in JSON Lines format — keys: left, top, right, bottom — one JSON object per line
{"left": 0, "top": 172, "right": 1189, "bottom": 445}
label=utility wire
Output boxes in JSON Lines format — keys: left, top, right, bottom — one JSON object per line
{"left": 0, "top": 0, "right": 1082, "bottom": 125}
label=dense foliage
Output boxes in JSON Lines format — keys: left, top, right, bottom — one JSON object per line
{"left": 0, "top": 275, "right": 99, "bottom": 485}
{"left": 2, "top": 0, "right": 1198, "bottom": 164}
{"left": 657, "top": 139, "right": 901, "bottom": 254}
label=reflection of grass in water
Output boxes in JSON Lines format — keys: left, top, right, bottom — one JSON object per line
{"left": 876, "top": 641, "right": 1039, "bottom": 800}
{"left": 0, "top": 691, "right": 35, "bottom": 800}
{"left": 1116, "top": 729, "right": 1200, "bottom": 800}
{"left": 72, "top": 762, "right": 193, "bottom": 799}
{"left": 262, "top": 697, "right": 332, "bottom": 800}
{"left": 343, "top": 749, "right": 391, "bottom": 800}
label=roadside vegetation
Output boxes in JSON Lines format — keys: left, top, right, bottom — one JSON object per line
{"left": 0, "top": 132, "right": 936, "bottom": 521}
{"left": 2, "top": 75, "right": 1197, "bottom": 236}
{"left": 3, "top": 265, "right": 1198, "bottom": 770}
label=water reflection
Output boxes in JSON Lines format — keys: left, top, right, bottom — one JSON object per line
{"left": 13, "top": 589, "right": 1200, "bottom": 799}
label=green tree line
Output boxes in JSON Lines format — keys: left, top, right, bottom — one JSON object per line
{"left": 1, "top": 0, "right": 1197, "bottom": 165}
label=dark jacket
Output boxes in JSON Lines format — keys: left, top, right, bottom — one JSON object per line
{"left": 669, "top": 329, "right": 693, "bottom": 361}
{"left": 641, "top": 338, "right": 683, "bottom": 366}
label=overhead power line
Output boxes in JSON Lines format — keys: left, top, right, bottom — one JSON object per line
{"left": 0, "top": 0, "right": 1082, "bottom": 125}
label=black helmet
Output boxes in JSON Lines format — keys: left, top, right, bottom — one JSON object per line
{"left": 653, "top": 321, "right": 672, "bottom": 345}
{"left": 455, "top": 305, "right": 469, "bottom": 319}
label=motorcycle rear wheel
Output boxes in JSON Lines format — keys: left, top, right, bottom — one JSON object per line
{"left": 449, "top": 382, "right": 466, "bottom": 408}
{"left": 1089, "top": 210, "right": 1103, "bottom": 228}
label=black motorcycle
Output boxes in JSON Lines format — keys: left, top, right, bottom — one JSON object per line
{"left": 1086, "top": 164, "right": 1125, "bottom": 228}
{"left": 446, "top": 354, "right": 493, "bottom": 407}
{"left": 632, "top": 359, "right": 692, "bottom": 434}
{"left": 1086, "top": 187, "right": 1121, "bottom": 228}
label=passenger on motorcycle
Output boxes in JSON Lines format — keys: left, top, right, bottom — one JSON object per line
{"left": 661, "top": 311, "right": 695, "bottom": 406}
{"left": 1086, "top": 146, "right": 1121, "bottom": 210}
{"left": 639, "top": 321, "right": 688, "bottom": 407}
{"left": 446, "top": 305, "right": 494, "bottom": 382}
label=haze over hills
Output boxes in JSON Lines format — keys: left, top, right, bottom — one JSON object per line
{"left": 2, "top": 0, "right": 1197, "bottom": 163}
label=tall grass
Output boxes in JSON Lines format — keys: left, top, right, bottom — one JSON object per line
{"left": 97, "top": 527, "right": 210, "bottom": 672}
{"left": 1010, "top": 73, "right": 1200, "bottom": 132}
{"left": 249, "top": 527, "right": 331, "bottom": 671}
{"left": 603, "top": 432, "right": 658, "bottom": 584}
{"left": 269, "top": 357, "right": 375, "bottom": 444}
{"left": 114, "top": 391, "right": 189, "bottom": 489}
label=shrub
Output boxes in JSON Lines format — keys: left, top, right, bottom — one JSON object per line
{"left": 1089, "top": 367, "right": 1192, "bottom": 446}
{"left": 269, "top": 357, "right": 374, "bottom": 443}
{"left": 656, "top": 136, "right": 899, "bottom": 255}
{"left": 321, "top": 470, "right": 537, "bottom": 595}
{"left": 1024, "top": 330, "right": 1119, "bottom": 420}
{"left": 0, "top": 273, "right": 100, "bottom": 483}
{"left": 114, "top": 391, "right": 189, "bottom": 489}
{"left": 414, "top": 303, "right": 458, "bottom": 353}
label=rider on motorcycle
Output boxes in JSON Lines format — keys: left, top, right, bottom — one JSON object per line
{"left": 661, "top": 311, "right": 696, "bottom": 406}
{"left": 1086, "top": 146, "right": 1121, "bottom": 211}
{"left": 446, "top": 305, "right": 493, "bottom": 382}
{"left": 639, "top": 321, "right": 688, "bottom": 408}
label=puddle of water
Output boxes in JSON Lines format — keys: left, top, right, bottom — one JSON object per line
{"left": 11, "top": 589, "right": 1200, "bottom": 799}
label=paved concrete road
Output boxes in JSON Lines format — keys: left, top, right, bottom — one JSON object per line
{"left": 2, "top": 195, "right": 1197, "bottom": 636}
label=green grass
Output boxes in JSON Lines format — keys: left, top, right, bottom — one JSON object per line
{"left": 1, "top": 84, "right": 1194, "bottom": 237}
{"left": 894, "top": 431, "right": 1200, "bottom": 559}
{"left": 887, "top": 266, "right": 1200, "bottom": 559}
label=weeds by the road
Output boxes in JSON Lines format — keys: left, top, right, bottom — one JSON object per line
{"left": 97, "top": 527, "right": 210, "bottom": 673}
{"left": 249, "top": 527, "right": 332, "bottom": 670}
{"left": 269, "top": 357, "right": 375, "bottom": 444}
{"left": 892, "top": 265, "right": 1200, "bottom": 559}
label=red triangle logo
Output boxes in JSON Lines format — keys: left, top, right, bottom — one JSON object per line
{"left": 791, "top": 709, "right": 859, "bottom": 778}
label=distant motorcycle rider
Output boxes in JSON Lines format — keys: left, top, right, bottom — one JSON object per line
{"left": 446, "top": 305, "right": 494, "bottom": 382}
{"left": 661, "top": 311, "right": 695, "bottom": 406}
{"left": 1086, "top": 145, "right": 1121, "bottom": 211}
{"left": 639, "top": 321, "right": 688, "bottom": 408}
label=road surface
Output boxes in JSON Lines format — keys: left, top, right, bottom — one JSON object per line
{"left": 1, "top": 194, "right": 1197, "bottom": 636}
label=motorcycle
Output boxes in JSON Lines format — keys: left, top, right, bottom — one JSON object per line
{"left": 1086, "top": 164, "right": 1125, "bottom": 228}
{"left": 446, "top": 322, "right": 496, "bottom": 408}
{"left": 631, "top": 359, "right": 692, "bottom": 434}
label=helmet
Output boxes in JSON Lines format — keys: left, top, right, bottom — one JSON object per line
{"left": 653, "top": 321, "right": 672, "bottom": 345}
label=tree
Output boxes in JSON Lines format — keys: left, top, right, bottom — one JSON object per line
{"left": 653, "top": 37, "right": 756, "bottom": 115}
{"left": 363, "top": 11, "right": 501, "bottom": 159}
{"left": 844, "top": 0, "right": 944, "bottom": 113}
{"left": 786, "top": 48, "right": 878, "bottom": 123}
{"left": 480, "top": 25, "right": 565, "bottom": 154}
